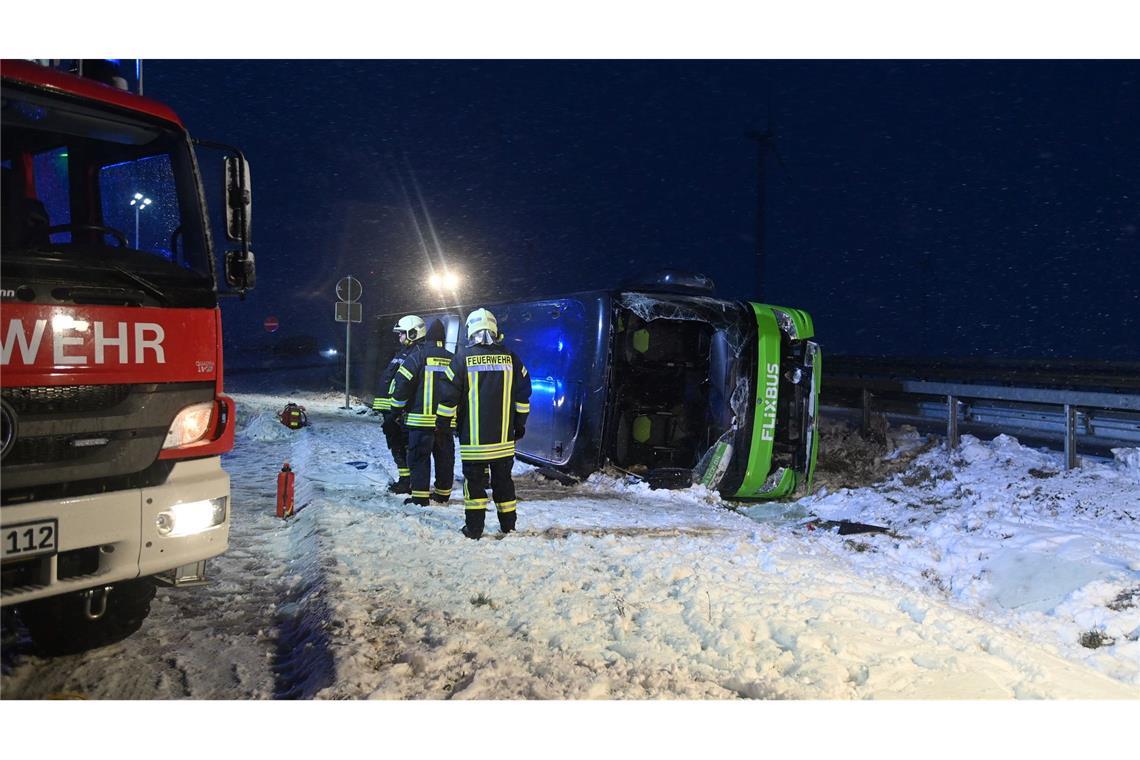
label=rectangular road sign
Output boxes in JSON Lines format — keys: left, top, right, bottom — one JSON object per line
{"left": 335, "top": 302, "right": 362, "bottom": 323}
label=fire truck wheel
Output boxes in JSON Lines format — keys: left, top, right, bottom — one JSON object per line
{"left": 17, "top": 578, "right": 157, "bottom": 657}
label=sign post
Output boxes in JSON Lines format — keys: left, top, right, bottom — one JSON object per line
{"left": 335, "top": 276, "right": 362, "bottom": 409}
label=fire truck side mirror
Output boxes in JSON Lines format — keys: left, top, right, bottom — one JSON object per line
{"left": 224, "top": 155, "right": 252, "bottom": 243}
{"left": 225, "top": 250, "right": 256, "bottom": 291}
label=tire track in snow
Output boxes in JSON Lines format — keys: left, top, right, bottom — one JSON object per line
{"left": 267, "top": 423, "right": 338, "bottom": 699}
{"left": 263, "top": 404, "right": 411, "bottom": 698}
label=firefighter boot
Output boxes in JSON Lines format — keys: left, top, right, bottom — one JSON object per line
{"left": 387, "top": 476, "right": 411, "bottom": 494}
{"left": 404, "top": 496, "right": 429, "bottom": 507}
{"left": 497, "top": 509, "right": 517, "bottom": 534}
{"left": 462, "top": 509, "right": 486, "bottom": 540}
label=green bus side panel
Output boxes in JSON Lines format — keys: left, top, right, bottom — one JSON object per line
{"left": 731, "top": 302, "right": 821, "bottom": 501}
{"left": 733, "top": 303, "right": 781, "bottom": 499}
{"left": 807, "top": 348, "right": 822, "bottom": 492}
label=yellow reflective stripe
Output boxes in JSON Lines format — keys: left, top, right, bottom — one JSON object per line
{"left": 424, "top": 369, "right": 434, "bottom": 415}
{"left": 514, "top": 402, "right": 530, "bottom": 413}
{"left": 405, "top": 413, "right": 436, "bottom": 427}
{"left": 389, "top": 399, "right": 407, "bottom": 408}
{"left": 411, "top": 490, "right": 432, "bottom": 498}
{"left": 461, "top": 452, "right": 515, "bottom": 462}
{"left": 460, "top": 442, "right": 516, "bottom": 454}
{"left": 444, "top": 367, "right": 455, "bottom": 382}
{"left": 464, "top": 500, "right": 489, "bottom": 510}
{"left": 436, "top": 404, "right": 457, "bottom": 417}
{"left": 459, "top": 443, "right": 515, "bottom": 461}
{"left": 433, "top": 487, "right": 452, "bottom": 497}
{"left": 501, "top": 366, "right": 511, "bottom": 443}
{"left": 398, "top": 365, "right": 414, "bottom": 380}
{"left": 469, "top": 370, "right": 480, "bottom": 445}
{"left": 398, "top": 468, "right": 411, "bottom": 476}
{"left": 496, "top": 501, "right": 517, "bottom": 513}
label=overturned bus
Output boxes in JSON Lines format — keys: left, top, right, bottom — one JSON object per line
{"left": 369, "top": 274, "right": 821, "bottom": 500}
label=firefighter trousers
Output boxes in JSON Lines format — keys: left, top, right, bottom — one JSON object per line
{"left": 461, "top": 456, "right": 517, "bottom": 537}
{"left": 382, "top": 414, "right": 409, "bottom": 480}
{"left": 407, "top": 427, "right": 455, "bottom": 503}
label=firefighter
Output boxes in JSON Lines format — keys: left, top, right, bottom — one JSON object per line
{"left": 437, "top": 308, "right": 531, "bottom": 539}
{"left": 375, "top": 315, "right": 424, "bottom": 493}
{"left": 389, "top": 319, "right": 456, "bottom": 506}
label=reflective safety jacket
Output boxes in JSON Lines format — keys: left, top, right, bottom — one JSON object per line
{"left": 437, "top": 341, "right": 531, "bottom": 461}
{"left": 390, "top": 322, "right": 455, "bottom": 429}
{"left": 373, "top": 344, "right": 414, "bottom": 412}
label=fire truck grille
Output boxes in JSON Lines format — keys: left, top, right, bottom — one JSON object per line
{"left": 7, "top": 434, "right": 99, "bottom": 465}
{"left": 1, "top": 381, "right": 215, "bottom": 503}
{"left": 2, "top": 384, "right": 133, "bottom": 415}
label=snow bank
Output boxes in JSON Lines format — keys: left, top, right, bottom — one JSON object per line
{"left": 777, "top": 423, "right": 1140, "bottom": 687}
{"left": 238, "top": 412, "right": 297, "bottom": 442}
{"left": 5, "top": 396, "right": 1137, "bottom": 701}
{"left": 1112, "top": 447, "right": 1140, "bottom": 480}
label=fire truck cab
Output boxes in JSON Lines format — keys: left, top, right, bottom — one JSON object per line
{"left": 1, "top": 59, "right": 254, "bottom": 654}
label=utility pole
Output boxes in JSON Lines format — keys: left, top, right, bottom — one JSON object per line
{"left": 746, "top": 129, "right": 774, "bottom": 302}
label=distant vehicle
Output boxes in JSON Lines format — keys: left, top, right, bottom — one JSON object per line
{"left": 1, "top": 59, "right": 255, "bottom": 654}
{"left": 369, "top": 272, "right": 820, "bottom": 499}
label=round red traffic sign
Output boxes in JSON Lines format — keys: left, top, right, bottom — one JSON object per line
{"left": 264, "top": 315, "right": 280, "bottom": 333}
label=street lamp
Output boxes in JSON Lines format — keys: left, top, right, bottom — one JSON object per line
{"left": 428, "top": 269, "right": 461, "bottom": 303}
{"left": 130, "top": 192, "right": 152, "bottom": 248}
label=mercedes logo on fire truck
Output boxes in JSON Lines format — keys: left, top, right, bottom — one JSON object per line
{"left": 0, "top": 399, "right": 15, "bottom": 462}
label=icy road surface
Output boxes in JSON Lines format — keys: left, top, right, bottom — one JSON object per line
{"left": 3, "top": 393, "right": 1138, "bottom": 699}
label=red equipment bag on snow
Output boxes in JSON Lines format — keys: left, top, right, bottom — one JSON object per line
{"left": 279, "top": 402, "right": 309, "bottom": 430}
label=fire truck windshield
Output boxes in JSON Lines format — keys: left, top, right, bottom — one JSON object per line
{"left": 1, "top": 86, "right": 214, "bottom": 306}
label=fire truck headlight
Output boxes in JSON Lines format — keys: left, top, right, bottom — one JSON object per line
{"left": 156, "top": 497, "right": 227, "bottom": 537}
{"left": 163, "top": 402, "right": 214, "bottom": 449}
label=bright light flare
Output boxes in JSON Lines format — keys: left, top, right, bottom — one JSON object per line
{"left": 51, "top": 314, "right": 89, "bottom": 332}
{"left": 163, "top": 402, "right": 213, "bottom": 449}
{"left": 156, "top": 497, "right": 227, "bottom": 537}
{"left": 429, "top": 270, "right": 461, "bottom": 291}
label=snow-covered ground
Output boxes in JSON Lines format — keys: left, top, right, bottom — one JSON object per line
{"left": 3, "top": 391, "right": 1138, "bottom": 703}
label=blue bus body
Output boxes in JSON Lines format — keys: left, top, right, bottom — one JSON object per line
{"left": 368, "top": 287, "right": 820, "bottom": 500}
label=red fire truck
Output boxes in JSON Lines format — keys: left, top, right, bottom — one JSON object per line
{"left": 1, "top": 60, "right": 255, "bottom": 654}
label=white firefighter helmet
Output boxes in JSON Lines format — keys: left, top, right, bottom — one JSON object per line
{"left": 393, "top": 314, "right": 426, "bottom": 343}
{"left": 465, "top": 308, "right": 498, "bottom": 344}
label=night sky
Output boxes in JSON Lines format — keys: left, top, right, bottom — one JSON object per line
{"left": 146, "top": 60, "right": 1139, "bottom": 362}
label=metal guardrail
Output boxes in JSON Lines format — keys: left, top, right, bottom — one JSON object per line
{"left": 822, "top": 357, "right": 1140, "bottom": 469}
